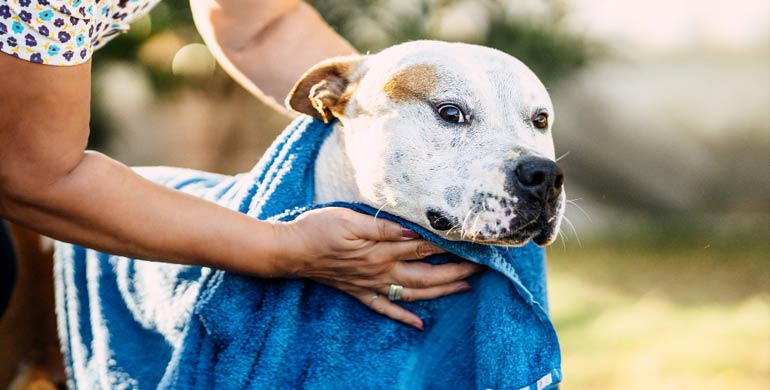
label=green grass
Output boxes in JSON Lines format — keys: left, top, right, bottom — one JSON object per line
{"left": 545, "top": 225, "right": 769, "bottom": 389}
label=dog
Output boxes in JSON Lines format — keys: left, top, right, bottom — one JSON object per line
{"left": 294, "top": 41, "right": 564, "bottom": 246}
{"left": 2, "top": 40, "right": 564, "bottom": 388}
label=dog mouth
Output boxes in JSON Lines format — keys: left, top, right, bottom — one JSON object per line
{"left": 425, "top": 198, "right": 562, "bottom": 247}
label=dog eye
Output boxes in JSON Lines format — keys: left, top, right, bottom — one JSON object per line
{"left": 532, "top": 113, "right": 549, "bottom": 129}
{"left": 437, "top": 104, "right": 467, "bottom": 123}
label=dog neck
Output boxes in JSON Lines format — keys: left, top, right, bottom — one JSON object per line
{"left": 313, "top": 122, "right": 364, "bottom": 204}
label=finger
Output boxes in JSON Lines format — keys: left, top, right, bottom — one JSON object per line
{"left": 380, "top": 281, "right": 472, "bottom": 302}
{"left": 344, "top": 210, "right": 417, "bottom": 242}
{"left": 392, "top": 261, "right": 483, "bottom": 289}
{"left": 374, "top": 239, "right": 446, "bottom": 262}
{"left": 365, "top": 293, "right": 424, "bottom": 330}
{"left": 324, "top": 281, "right": 423, "bottom": 329}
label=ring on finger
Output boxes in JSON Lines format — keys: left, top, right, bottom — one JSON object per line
{"left": 388, "top": 284, "right": 404, "bottom": 301}
{"left": 367, "top": 293, "right": 381, "bottom": 307}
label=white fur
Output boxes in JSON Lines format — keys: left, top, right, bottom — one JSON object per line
{"left": 312, "top": 41, "right": 565, "bottom": 246}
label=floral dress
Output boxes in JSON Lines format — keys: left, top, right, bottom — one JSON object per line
{"left": 0, "top": 0, "right": 160, "bottom": 65}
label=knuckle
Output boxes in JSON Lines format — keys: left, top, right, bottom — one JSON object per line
{"left": 415, "top": 242, "right": 434, "bottom": 259}
{"left": 376, "top": 220, "right": 389, "bottom": 241}
{"left": 413, "top": 277, "right": 431, "bottom": 289}
{"left": 365, "top": 252, "right": 383, "bottom": 265}
{"left": 337, "top": 216, "right": 356, "bottom": 232}
{"left": 358, "top": 278, "right": 380, "bottom": 289}
{"left": 359, "top": 254, "right": 380, "bottom": 269}
{"left": 401, "top": 291, "right": 414, "bottom": 302}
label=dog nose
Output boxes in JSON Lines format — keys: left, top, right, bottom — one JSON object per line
{"left": 511, "top": 157, "right": 564, "bottom": 202}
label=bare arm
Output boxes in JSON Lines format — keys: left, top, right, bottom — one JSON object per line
{"left": 190, "top": 0, "right": 356, "bottom": 109}
{"left": 0, "top": 57, "right": 283, "bottom": 273}
{"left": 0, "top": 55, "right": 479, "bottom": 329}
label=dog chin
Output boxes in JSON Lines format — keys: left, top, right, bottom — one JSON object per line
{"left": 532, "top": 225, "right": 559, "bottom": 246}
{"left": 433, "top": 214, "right": 562, "bottom": 247}
{"left": 439, "top": 230, "right": 536, "bottom": 247}
{"left": 479, "top": 222, "right": 560, "bottom": 247}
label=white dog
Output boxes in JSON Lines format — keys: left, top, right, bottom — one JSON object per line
{"left": 289, "top": 40, "right": 565, "bottom": 246}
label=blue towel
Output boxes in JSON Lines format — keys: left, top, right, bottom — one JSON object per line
{"left": 54, "top": 116, "right": 561, "bottom": 390}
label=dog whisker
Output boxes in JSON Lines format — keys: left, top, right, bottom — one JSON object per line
{"left": 371, "top": 202, "right": 394, "bottom": 224}
{"left": 555, "top": 151, "right": 570, "bottom": 162}
{"left": 445, "top": 223, "right": 464, "bottom": 237}
{"left": 562, "top": 216, "right": 581, "bottom": 248}
{"left": 558, "top": 228, "right": 568, "bottom": 242}
{"left": 557, "top": 230, "right": 567, "bottom": 251}
{"left": 460, "top": 208, "right": 474, "bottom": 240}
{"left": 472, "top": 201, "right": 492, "bottom": 243}
{"left": 469, "top": 213, "right": 482, "bottom": 242}
{"left": 566, "top": 198, "right": 592, "bottom": 222}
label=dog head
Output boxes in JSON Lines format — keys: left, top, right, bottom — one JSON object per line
{"left": 287, "top": 41, "right": 565, "bottom": 246}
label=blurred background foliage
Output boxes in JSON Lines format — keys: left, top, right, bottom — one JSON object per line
{"left": 83, "top": 0, "right": 768, "bottom": 388}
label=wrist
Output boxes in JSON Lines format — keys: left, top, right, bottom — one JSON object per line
{"left": 263, "top": 220, "right": 304, "bottom": 278}
{"left": 193, "top": 216, "right": 298, "bottom": 279}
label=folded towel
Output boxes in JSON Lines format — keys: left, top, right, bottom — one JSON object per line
{"left": 55, "top": 116, "right": 561, "bottom": 390}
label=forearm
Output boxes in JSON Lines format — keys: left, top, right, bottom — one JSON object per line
{"left": 191, "top": 0, "right": 356, "bottom": 107}
{"left": 1, "top": 151, "right": 282, "bottom": 276}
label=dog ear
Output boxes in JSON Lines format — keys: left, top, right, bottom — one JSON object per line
{"left": 286, "top": 55, "right": 365, "bottom": 123}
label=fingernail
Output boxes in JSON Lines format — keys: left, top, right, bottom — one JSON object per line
{"left": 413, "top": 321, "right": 424, "bottom": 331}
{"left": 457, "top": 283, "right": 472, "bottom": 293}
{"left": 401, "top": 228, "right": 420, "bottom": 239}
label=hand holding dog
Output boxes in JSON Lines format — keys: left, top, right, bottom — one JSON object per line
{"left": 277, "top": 207, "right": 482, "bottom": 329}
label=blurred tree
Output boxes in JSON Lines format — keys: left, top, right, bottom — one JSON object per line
{"left": 310, "top": 0, "right": 592, "bottom": 85}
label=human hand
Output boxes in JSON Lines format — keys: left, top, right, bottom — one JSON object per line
{"left": 275, "top": 207, "right": 483, "bottom": 330}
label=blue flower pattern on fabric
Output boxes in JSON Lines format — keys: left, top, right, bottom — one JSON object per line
{"left": 39, "top": 10, "right": 54, "bottom": 21}
{"left": 0, "top": 0, "right": 161, "bottom": 65}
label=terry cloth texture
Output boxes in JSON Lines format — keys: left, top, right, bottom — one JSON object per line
{"left": 54, "top": 116, "right": 561, "bottom": 390}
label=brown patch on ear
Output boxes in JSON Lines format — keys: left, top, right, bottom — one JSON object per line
{"left": 382, "top": 64, "right": 439, "bottom": 102}
{"left": 331, "top": 80, "right": 361, "bottom": 116}
{"left": 286, "top": 56, "right": 363, "bottom": 123}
